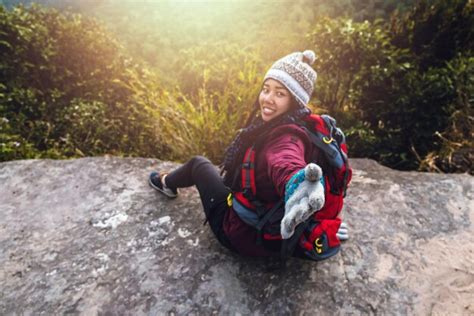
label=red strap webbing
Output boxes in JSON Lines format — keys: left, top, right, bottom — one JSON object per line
{"left": 241, "top": 146, "right": 257, "bottom": 196}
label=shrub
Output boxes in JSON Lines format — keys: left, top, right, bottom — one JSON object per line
{"left": 308, "top": 0, "right": 473, "bottom": 172}
{"left": 0, "top": 4, "right": 161, "bottom": 160}
{"left": 123, "top": 59, "right": 263, "bottom": 163}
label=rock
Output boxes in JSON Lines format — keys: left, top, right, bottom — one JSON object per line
{"left": 0, "top": 157, "right": 472, "bottom": 315}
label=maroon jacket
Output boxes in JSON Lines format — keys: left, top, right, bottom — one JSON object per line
{"left": 222, "top": 124, "right": 318, "bottom": 256}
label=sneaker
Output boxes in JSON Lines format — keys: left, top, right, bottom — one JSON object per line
{"left": 148, "top": 171, "right": 178, "bottom": 198}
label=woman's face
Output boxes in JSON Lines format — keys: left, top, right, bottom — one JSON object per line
{"left": 258, "top": 78, "right": 293, "bottom": 122}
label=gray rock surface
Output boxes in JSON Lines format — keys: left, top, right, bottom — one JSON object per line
{"left": 0, "top": 157, "right": 472, "bottom": 315}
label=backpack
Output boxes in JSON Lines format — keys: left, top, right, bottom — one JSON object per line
{"left": 229, "top": 114, "right": 352, "bottom": 261}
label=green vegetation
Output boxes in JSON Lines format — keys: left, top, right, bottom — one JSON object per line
{"left": 0, "top": 4, "right": 163, "bottom": 160}
{"left": 310, "top": 2, "right": 473, "bottom": 171}
{"left": 0, "top": 0, "right": 472, "bottom": 174}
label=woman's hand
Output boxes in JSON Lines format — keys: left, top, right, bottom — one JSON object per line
{"left": 281, "top": 163, "right": 325, "bottom": 239}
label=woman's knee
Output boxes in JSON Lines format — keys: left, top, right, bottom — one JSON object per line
{"left": 190, "top": 155, "right": 218, "bottom": 179}
{"left": 190, "top": 155, "right": 211, "bottom": 165}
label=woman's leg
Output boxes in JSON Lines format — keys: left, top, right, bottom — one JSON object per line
{"left": 165, "top": 156, "right": 228, "bottom": 210}
{"left": 164, "top": 156, "right": 234, "bottom": 250}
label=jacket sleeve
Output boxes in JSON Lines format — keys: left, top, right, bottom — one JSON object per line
{"left": 263, "top": 126, "right": 311, "bottom": 197}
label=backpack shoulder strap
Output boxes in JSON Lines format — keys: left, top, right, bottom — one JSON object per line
{"left": 300, "top": 114, "right": 351, "bottom": 196}
{"left": 299, "top": 115, "right": 345, "bottom": 168}
{"left": 240, "top": 145, "right": 267, "bottom": 218}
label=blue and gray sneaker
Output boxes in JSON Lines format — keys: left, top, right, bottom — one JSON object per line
{"left": 148, "top": 171, "right": 178, "bottom": 198}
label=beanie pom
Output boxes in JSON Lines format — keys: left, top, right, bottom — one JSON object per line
{"left": 302, "top": 50, "right": 316, "bottom": 65}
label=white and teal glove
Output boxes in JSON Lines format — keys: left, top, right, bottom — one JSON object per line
{"left": 281, "top": 163, "right": 325, "bottom": 239}
{"left": 336, "top": 222, "right": 349, "bottom": 241}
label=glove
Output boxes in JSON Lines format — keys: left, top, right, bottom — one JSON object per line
{"left": 336, "top": 222, "right": 349, "bottom": 241}
{"left": 281, "top": 163, "right": 325, "bottom": 239}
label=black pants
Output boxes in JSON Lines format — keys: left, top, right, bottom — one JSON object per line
{"left": 165, "top": 156, "right": 234, "bottom": 251}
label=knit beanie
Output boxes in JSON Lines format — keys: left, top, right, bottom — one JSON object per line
{"left": 263, "top": 50, "right": 317, "bottom": 108}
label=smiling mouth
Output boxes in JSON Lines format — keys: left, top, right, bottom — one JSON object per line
{"left": 262, "top": 106, "right": 276, "bottom": 115}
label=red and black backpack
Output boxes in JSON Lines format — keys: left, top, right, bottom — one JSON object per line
{"left": 229, "top": 114, "right": 352, "bottom": 261}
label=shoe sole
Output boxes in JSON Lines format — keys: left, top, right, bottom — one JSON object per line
{"left": 148, "top": 177, "right": 178, "bottom": 198}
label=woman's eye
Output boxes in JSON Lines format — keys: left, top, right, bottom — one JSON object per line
{"left": 261, "top": 88, "right": 285, "bottom": 97}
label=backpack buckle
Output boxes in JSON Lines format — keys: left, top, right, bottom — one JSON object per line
{"left": 242, "top": 162, "right": 253, "bottom": 169}
{"left": 323, "top": 136, "right": 334, "bottom": 144}
{"left": 314, "top": 237, "right": 323, "bottom": 254}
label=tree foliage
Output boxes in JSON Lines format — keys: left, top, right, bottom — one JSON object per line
{"left": 310, "top": 0, "right": 473, "bottom": 172}
{"left": 0, "top": 4, "right": 163, "bottom": 159}
{"left": 0, "top": 1, "right": 472, "bottom": 174}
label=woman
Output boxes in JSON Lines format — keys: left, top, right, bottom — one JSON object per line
{"left": 149, "top": 50, "right": 349, "bottom": 258}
